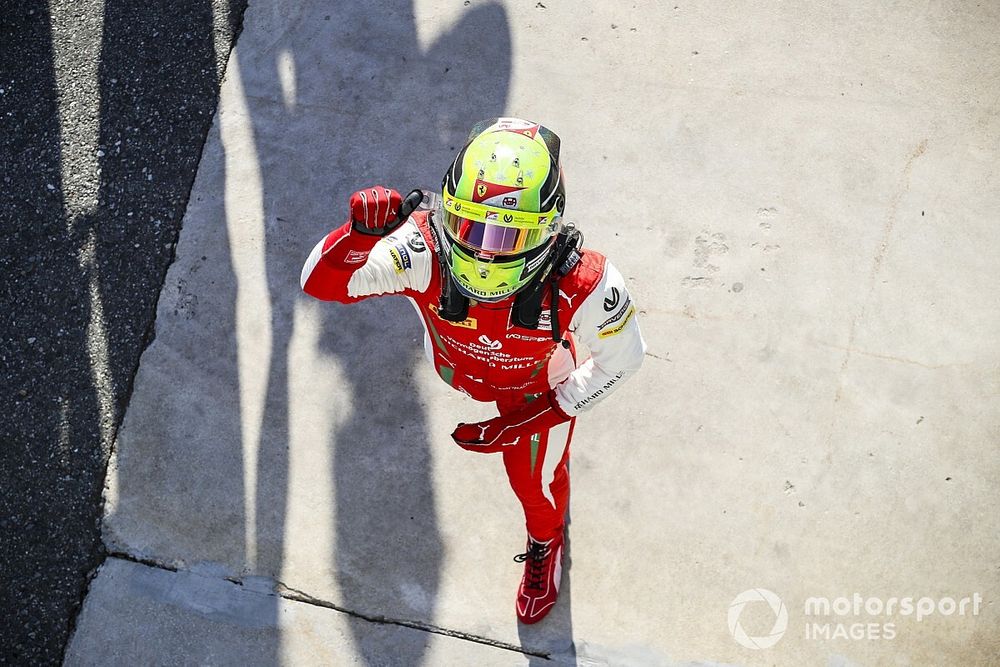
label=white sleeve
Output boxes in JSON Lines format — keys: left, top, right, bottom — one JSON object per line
{"left": 345, "top": 220, "right": 432, "bottom": 297}
{"left": 553, "top": 259, "right": 647, "bottom": 415}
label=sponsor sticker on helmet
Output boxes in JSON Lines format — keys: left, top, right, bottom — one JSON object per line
{"left": 441, "top": 189, "right": 558, "bottom": 228}
{"left": 502, "top": 197, "right": 518, "bottom": 207}
{"left": 461, "top": 283, "right": 518, "bottom": 300}
{"left": 472, "top": 179, "right": 525, "bottom": 204}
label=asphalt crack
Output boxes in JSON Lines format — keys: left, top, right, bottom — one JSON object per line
{"left": 105, "top": 550, "right": 179, "bottom": 573}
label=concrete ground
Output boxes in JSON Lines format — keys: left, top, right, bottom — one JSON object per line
{"left": 67, "top": 1, "right": 999, "bottom": 665}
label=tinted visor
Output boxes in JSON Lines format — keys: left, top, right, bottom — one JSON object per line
{"left": 442, "top": 210, "right": 552, "bottom": 255}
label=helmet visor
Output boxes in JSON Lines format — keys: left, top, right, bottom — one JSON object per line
{"left": 442, "top": 210, "right": 552, "bottom": 255}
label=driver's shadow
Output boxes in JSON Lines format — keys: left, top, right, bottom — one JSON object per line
{"left": 236, "top": 0, "right": 509, "bottom": 663}
{"left": 275, "top": 1, "right": 579, "bottom": 662}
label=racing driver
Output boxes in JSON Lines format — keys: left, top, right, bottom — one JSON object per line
{"left": 300, "top": 117, "right": 646, "bottom": 624}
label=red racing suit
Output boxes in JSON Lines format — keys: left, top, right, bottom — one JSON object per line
{"left": 301, "top": 210, "right": 646, "bottom": 539}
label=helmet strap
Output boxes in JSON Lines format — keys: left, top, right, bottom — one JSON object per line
{"left": 427, "top": 209, "right": 472, "bottom": 322}
{"left": 511, "top": 275, "right": 547, "bottom": 329}
{"left": 439, "top": 272, "right": 471, "bottom": 322}
{"left": 512, "top": 226, "right": 581, "bottom": 345}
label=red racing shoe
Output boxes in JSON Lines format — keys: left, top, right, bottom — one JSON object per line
{"left": 513, "top": 532, "right": 565, "bottom": 624}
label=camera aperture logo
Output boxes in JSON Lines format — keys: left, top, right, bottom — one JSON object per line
{"left": 728, "top": 588, "right": 789, "bottom": 649}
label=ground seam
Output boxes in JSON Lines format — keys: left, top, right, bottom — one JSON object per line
{"left": 103, "top": 552, "right": 550, "bottom": 660}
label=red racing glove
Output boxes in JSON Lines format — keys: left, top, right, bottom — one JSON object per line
{"left": 350, "top": 186, "right": 403, "bottom": 236}
{"left": 451, "top": 391, "right": 572, "bottom": 454}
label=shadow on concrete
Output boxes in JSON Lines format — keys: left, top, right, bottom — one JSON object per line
{"left": 83, "top": 0, "right": 574, "bottom": 662}
{"left": 265, "top": 1, "right": 575, "bottom": 663}
{"left": 292, "top": 3, "right": 523, "bottom": 663}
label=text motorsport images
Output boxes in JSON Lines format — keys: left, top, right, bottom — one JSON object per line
{"left": 727, "top": 589, "right": 983, "bottom": 650}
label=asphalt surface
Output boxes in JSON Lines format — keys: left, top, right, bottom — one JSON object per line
{"left": 0, "top": 1, "right": 246, "bottom": 662}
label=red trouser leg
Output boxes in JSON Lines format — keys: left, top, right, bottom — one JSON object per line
{"left": 498, "top": 395, "right": 575, "bottom": 541}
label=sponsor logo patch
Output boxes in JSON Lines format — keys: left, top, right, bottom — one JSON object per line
{"left": 388, "top": 244, "right": 411, "bottom": 273}
{"left": 559, "top": 290, "right": 578, "bottom": 307}
{"left": 393, "top": 242, "right": 412, "bottom": 267}
{"left": 523, "top": 250, "right": 549, "bottom": 276}
{"left": 573, "top": 372, "right": 625, "bottom": 410}
{"left": 428, "top": 304, "right": 477, "bottom": 330}
{"left": 389, "top": 248, "right": 404, "bottom": 273}
{"left": 502, "top": 196, "right": 518, "bottom": 207}
{"left": 537, "top": 311, "right": 552, "bottom": 331}
{"left": 405, "top": 231, "right": 426, "bottom": 253}
{"left": 344, "top": 249, "right": 369, "bottom": 265}
{"left": 508, "top": 332, "right": 552, "bottom": 342}
{"left": 603, "top": 286, "right": 621, "bottom": 312}
{"left": 477, "top": 334, "right": 503, "bottom": 350}
{"left": 597, "top": 296, "right": 632, "bottom": 330}
{"left": 597, "top": 306, "right": 635, "bottom": 339}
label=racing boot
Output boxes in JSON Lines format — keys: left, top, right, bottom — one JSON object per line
{"left": 513, "top": 530, "right": 564, "bottom": 623}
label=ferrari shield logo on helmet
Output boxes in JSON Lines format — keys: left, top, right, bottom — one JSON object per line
{"left": 472, "top": 179, "right": 525, "bottom": 204}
